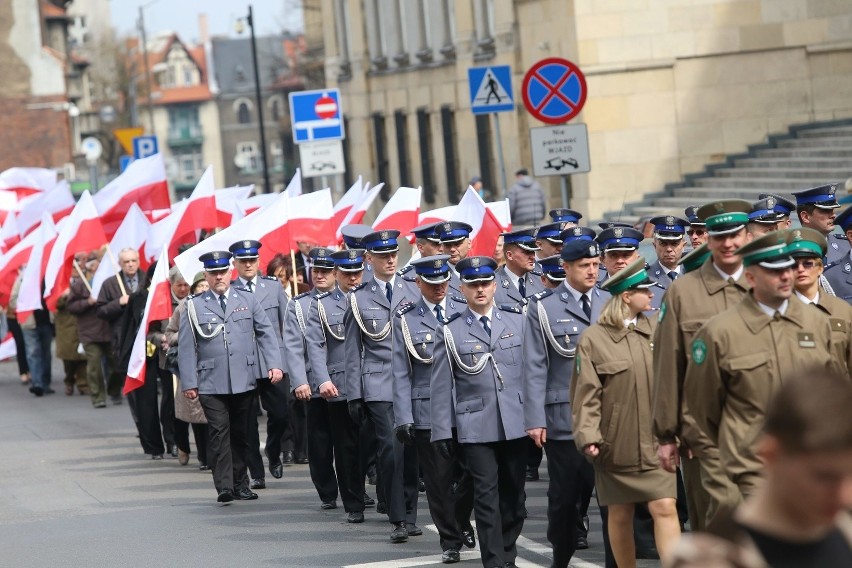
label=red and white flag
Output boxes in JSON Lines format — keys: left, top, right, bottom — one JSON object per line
{"left": 43, "top": 191, "right": 109, "bottom": 311}
{"left": 486, "top": 199, "right": 512, "bottom": 231}
{"left": 93, "top": 153, "right": 171, "bottom": 236}
{"left": 215, "top": 185, "right": 255, "bottom": 226}
{"left": 0, "top": 223, "right": 42, "bottom": 307}
{"left": 239, "top": 192, "right": 277, "bottom": 216}
{"left": 0, "top": 167, "right": 57, "bottom": 199}
{"left": 452, "top": 187, "right": 504, "bottom": 257}
{"left": 337, "top": 182, "right": 384, "bottom": 239}
{"left": 0, "top": 211, "right": 20, "bottom": 252}
{"left": 146, "top": 166, "right": 218, "bottom": 261}
{"left": 286, "top": 169, "right": 303, "bottom": 197}
{"left": 0, "top": 332, "right": 16, "bottom": 361}
{"left": 17, "top": 180, "right": 75, "bottom": 236}
{"left": 91, "top": 203, "right": 151, "bottom": 298}
{"left": 372, "top": 186, "right": 421, "bottom": 235}
{"left": 15, "top": 214, "right": 59, "bottom": 322}
{"left": 123, "top": 249, "right": 173, "bottom": 394}
{"left": 332, "top": 176, "right": 363, "bottom": 232}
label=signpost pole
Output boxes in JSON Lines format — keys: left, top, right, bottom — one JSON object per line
{"left": 88, "top": 159, "right": 99, "bottom": 194}
{"left": 493, "top": 113, "right": 508, "bottom": 199}
{"left": 560, "top": 174, "right": 571, "bottom": 209}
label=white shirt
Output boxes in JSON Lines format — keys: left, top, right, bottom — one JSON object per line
{"left": 374, "top": 274, "right": 396, "bottom": 290}
{"left": 661, "top": 264, "right": 682, "bottom": 278}
{"left": 423, "top": 298, "right": 447, "bottom": 316}
{"left": 624, "top": 317, "right": 638, "bottom": 328}
{"left": 795, "top": 290, "right": 820, "bottom": 305}
{"left": 475, "top": 307, "right": 494, "bottom": 326}
{"left": 713, "top": 262, "right": 744, "bottom": 283}
{"left": 756, "top": 299, "right": 788, "bottom": 318}
{"left": 504, "top": 265, "right": 524, "bottom": 291}
{"left": 239, "top": 276, "right": 256, "bottom": 290}
{"left": 562, "top": 281, "right": 588, "bottom": 304}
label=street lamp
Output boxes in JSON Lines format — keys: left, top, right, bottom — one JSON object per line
{"left": 236, "top": 5, "right": 272, "bottom": 194}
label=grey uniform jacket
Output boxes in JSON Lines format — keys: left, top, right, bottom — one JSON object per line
{"left": 430, "top": 306, "right": 526, "bottom": 444}
{"left": 178, "top": 288, "right": 282, "bottom": 395}
{"left": 283, "top": 290, "right": 320, "bottom": 391}
{"left": 826, "top": 233, "right": 851, "bottom": 266}
{"left": 392, "top": 296, "right": 466, "bottom": 429}
{"left": 523, "top": 285, "right": 609, "bottom": 440}
{"left": 493, "top": 265, "right": 545, "bottom": 309}
{"left": 233, "top": 276, "right": 287, "bottom": 377}
{"left": 646, "top": 261, "right": 674, "bottom": 310}
{"left": 396, "top": 265, "right": 421, "bottom": 300}
{"left": 824, "top": 254, "right": 852, "bottom": 303}
{"left": 344, "top": 276, "right": 416, "bottom": 403}
{"left": 305, "top": 286, "right": 349, "bottom": 402}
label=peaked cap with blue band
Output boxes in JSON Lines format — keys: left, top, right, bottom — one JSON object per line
{"left": 549, "top": 208, "right": 582, "bottom": 223}
{"left": 411, "top": 254, "right": 452, "bottom": 284}
{"left": 229, "top": 239, "right": 262, "bottom": 259}
{"left": 456, "top": 256, "right": 498, "bottom": 282}
{"left": 792, "top": 183, "right": 840, "bottom": 210}
{"left": 331, "top": 248, "right": 366, "bottom": 272}
{"left": 560, "top": 225, "right": 597, "bottom": 243}
{"left": 363, "top": 230, "right": 400, "bottom": 253}
{"left": 200, "top": 250, "right": 232, "bottom": 271}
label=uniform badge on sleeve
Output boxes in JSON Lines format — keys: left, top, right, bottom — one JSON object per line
{"left": 658, "top": 302, "right": 666, "bottom": 322}
{"left": 692, "top": 338, "right": 707, "bottom": 364}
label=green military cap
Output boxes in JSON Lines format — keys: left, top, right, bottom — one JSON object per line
{"left": 600, "top": 257, "right": 655, "bottom": 294}
{"left": 696, "top": 199, "right": 752, "bottom": 236}
{"left": 678, "top": 243, "right": 710, "bottom": 274}
{"left": 784, "top": 227, "right": 827, "bottom": 258}
{"left": 735, "top": 229, "right": 795, "bottom": 269}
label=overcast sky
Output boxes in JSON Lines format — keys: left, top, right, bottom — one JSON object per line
{"left": 110, "top": 0, "right": 303, "bottom": 44}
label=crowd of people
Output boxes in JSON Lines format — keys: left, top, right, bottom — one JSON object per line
{"left": 4, "top": 180, "right": 852, "bottom": 568}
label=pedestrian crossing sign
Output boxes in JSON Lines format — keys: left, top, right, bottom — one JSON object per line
{"left": 468, "top": 65, "right": 514, "bottom": 114}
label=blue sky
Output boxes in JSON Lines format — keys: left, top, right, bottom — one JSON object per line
{"left": 110, "top": 0, "right": 303, "bottom": 43}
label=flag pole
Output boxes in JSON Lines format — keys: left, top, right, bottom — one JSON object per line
{"left": 290, "top": 252, "right": 298, "bottom": 297}
{"left": 72, "top": 259, "right": 94, "bottom": 294}
{"left": 104, "top": 244, "right": 128, "bottom": 296}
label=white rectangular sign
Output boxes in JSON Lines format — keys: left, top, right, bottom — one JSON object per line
{"left": 530, "top": 123, "right": 591, "bottom": 177}
{"left": 299, "top": 139, "right": 346, "bottom": 178}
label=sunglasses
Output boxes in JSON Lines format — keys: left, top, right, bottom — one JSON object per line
{"left": 794, "top": 259, "right": 819, "bottom": 269}
{"left": 686, "top": 229, "right": 707, "bottom": 237}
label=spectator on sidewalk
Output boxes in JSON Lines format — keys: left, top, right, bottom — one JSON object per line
{"left": 508, "top": 168, "right": 547, "bottom": 227}
{"left": 55, "top": 256, "right": 88, "bottom": 396}
{"left": 11, "top": 272, "right": 55, "bottom": 397}
{"left": 5, "top": 269, "right": 30, "bottom": 385}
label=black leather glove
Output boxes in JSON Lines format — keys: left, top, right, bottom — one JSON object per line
{"left": 433, "top": 439, "right": 454, "bottom": 461}
{"left": 348, "top": 399, "right": 367, "bottom": 425}
{"left": 394, "top": 423, "right": 415, "bottom": 445}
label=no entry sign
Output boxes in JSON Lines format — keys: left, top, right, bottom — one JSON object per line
{"left": 522, "top": 58, "right": 587, "bottom": 124}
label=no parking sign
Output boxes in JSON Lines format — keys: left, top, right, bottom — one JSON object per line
{"left": 522, "top": 58, "right": 587, "bottom": 124}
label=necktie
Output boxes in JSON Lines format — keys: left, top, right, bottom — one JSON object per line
{"left": 773, "top": 311, "right": 782, "bottom": 321}
{"left": 581, "top": 294, "right": 591, "bottom": 319}
{"left": 386, "top": 282, "right": 393, "bottom": 303}
{"left": 628, "top": 322, "right": 636, "bottom": 331}
{"left": 480, "top": 315, "right": 491, "bottom": 336}
{"left": 668, "top": 271, "right": 678, "bottom": 281}
{"left": 434, "top": 304, "right": 444, "bottom": 323}
{"left": 127, "top": 277, "right": 136, "bottom": 293}
{"left": 246, "top": 280, "right": 253, "bottom": 293}
{"left": 518, "top": 277, "right": 526, "bottom": 298}
{"left": 219, "top": 294, "right": 227, "bottom": 313}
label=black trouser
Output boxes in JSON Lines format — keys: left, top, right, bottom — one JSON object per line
{"left": 282, "top": 380, "right": 308, "bottom": 459}
{"left": 7, "top": 317, "right": 29, "bottom": 375}
{"left": 246, "top": 378, "right": 289, "bottom": 479}
{"left": 365, "top": 401, "right": 416, "bottom": 525}
{"left": 174, "top": 418, "right": 208, "bottom": 466}
{"left": 463, "top": 437, "right": 527, "bottom": 568}
{"left": 127, "top": 357, "right": 164, "bottom": 456}
{"left": 415, "top": 429, "right": 473, "bottom": 551}
{"left": 577, "top": 459, "right": 595, "bottom": 534}
{"left": 306, "top": 398, "right": 365, "bottom": 512}
{"left": 527, "top": 437, "right": 543, "bottom": 472}
{"left": 199, "top": 390, "right": 254, "bottom": 494}
{"left": 158, "top": 367, "right": 175, "bottom": 449}
{"left": 359, "top": 418, "right": 378, "bottom": 485}
{"left": 62, "top": 359, "right": 87, "bottom": 390}
{"left": 544, "top": 440, "right": 589, "bottom": 568}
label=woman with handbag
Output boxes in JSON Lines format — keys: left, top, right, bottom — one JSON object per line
{"left": 163, "top": 272, "right": 209, "bottom": 469}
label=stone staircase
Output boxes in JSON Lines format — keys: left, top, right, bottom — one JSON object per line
{"left": 602, "top": 120, "right": 852, "bottom": 224}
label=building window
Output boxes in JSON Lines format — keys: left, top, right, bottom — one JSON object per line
{"left": 334, "top": 0, "right": 352, "bottom": 77}
{"left": 168, "top": 105, "right": 201, "bottom": 140}
{"left": 183, "top": 65, "right": 194, "bottom": 86}
{"left": 234, "top": 98, "right": 253, "bottom": 124}
{"left": 367, "top": 0, "right": 388, "bottom": 70}
{"left": 416, "top": 108, "right": 435, "bottom": 204}
{"left": 475, "top": 114, "right": 494, "bottom": 196}
{"left": 394, "top": 110, "right": 410, "bottom": 187}
{"left": 372, "top": 113, "right": 389, "bottom": 200}
{"left": 173, "top": 148, "right": 203, "bottom": 184}
{"left": 270, "top": 140, "right": 284, "bottom": 171}
{"left": 236, "top": 141, "right": 260, "bottom": 173}
{"left": 269, "top": 96, "right": 283, "bottom": 121}
{"left": 473, "top": 0, "right": 495, "bottom": 57}
{"left": 441, "top": 106, "right": 459, "bottom": 203}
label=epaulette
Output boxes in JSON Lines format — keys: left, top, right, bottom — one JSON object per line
{"left": 835, "top": 233, "right": 847, "bottom": 239}
{"left": 530, "top": 269, "right": 542, "bottom": 277}
{"left": 351, "top": 281, "right": 369, "bottom": 292}
{"left": 397, "top": 265, "right": 414, "bottom": 275}
{"left": 294, "top": 291, "right": 313, "bottom": 300}
{"left": 450, "top": 294, "right": 467, "bottom": 304}
{"left": 528, "top": 289, "right": 553, "bottom": 303}
{"left": 395, "top": 302, "right": 416, "bottom": 317}
{"left": 644, "top": 261, "right": 651, "bottom": 270}
{"left": 445, "top": 312, "right": 462, "bottom": 323}
{"left": 187, "top": 292, "right": 201, "bottom": 300}
{"left": 261, "top": 275, "right": 278, "bottom": 280}
{"left": 315, "top": 291, "right": 331, "bottom": 299}
{"left": 499, "top": 304, "right": 523, "bottom": 314}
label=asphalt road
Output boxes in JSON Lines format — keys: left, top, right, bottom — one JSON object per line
{"left": 0, "top": 359, "right": 659, "bottom": 568}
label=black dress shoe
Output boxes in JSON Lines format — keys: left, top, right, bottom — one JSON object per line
{"left": 376, "top": 501, "right": 387, "bottom": 514}
{"left": 199, "top": 464, "right": 210, "bottom": 471}
{"left": 217, "top": 489, "right": 234, "bottom": 503}
{"left": 367, "top": 474, "right": 377, "bottom": 485}
{"left": 43, "top": 387, "right": 55, "bottom": 395}
{"left": 282, "top": 450, "right": 294, "bottom": 465}
{"left": 29, "top": 386, "right": 44, "bottom": 397}
{"left": 418, "top": 478, "right": 426, "bottom": 493}
{"left": 295, "top": 455, "right": 309, "bottom": 464}
{"left": 269, "top": 461, "right": 284, "bottom": 479}
{"left": 168, "top": 444, "right": 178, "bottom": 458}
{"left": 347, "top": 511, "right": 364, "bottom": 523}
{"left": 151, "top": 454, "right": 164, "bottom": 460}
{"left": 441, "top": 549, "right": 460, "bottom": 563}
{"left": 363, "top": 493, "right": 375, "bottom": 507}
{"left": 406, "top": 523, "right": 422, "bottom": 536}
{"left": 575, "top": 535, "right": 589, "bottom": 550}
{"left": 525, "top": 467, "right": 539, "bottom": 481}
{"left": 235, "top": 487, "right": 258, "bottom": 500}
{"left": 390, "top": 522, "right": 408, "bottom": 543}
{"left": 461, "top": 529, "right": 476, "bottom": 549}
{"left": 320, "top": 500, "right": 337, "bottom": 510}
{"left": 250, "top": 478, "right": 266, "bottom": 490}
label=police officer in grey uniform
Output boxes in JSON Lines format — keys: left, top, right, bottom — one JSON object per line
{"left": 397, "top": 222, "right": 445, "bottom": 300}
{"left": 392, "top": 254, "right": 474, "bottom": 564}
{"left": 179, "top": 251, "right": 283, "bottom": 504}
{"left": 228, "top": 239, "right": 289, "bottom": 489}
{"left": 430, "top": 256, "right": 527, "bottom": 568}
{"left": 549, "top": 208, "right": 583, "bottom": 226}
{"left": 597, "top": 226, "right": 666, "bottom": 309}
{"left": 535, "top": 222, "right": 565, "bottom": 261}
{"left": 758, "top": 192, "right": 796, "bottom": 229}
{"left": 304, "top": 249, "right": 368, "bottom": 523}
{"left": 793, "top": 183, "right": 850, "bottom": 265}
{"left": 437, "top": 221, "right": 473, "bottom": 295}
{"left": 494, "top": 228, "right": 545, "bottom": 310}
{"left": 524, "top": 240, "right": 609, "bottom": 566}
{"left": 344, "top": 229, "right": 419, "bottom": 543}
{"left": 341, "top": 224, "right": 374, "bottom": 275}
{"left": 823, "top": 204, "right": 852, "bottom": 302}
{"left": 647, "top": 216, "right": 690, "bottom": 294}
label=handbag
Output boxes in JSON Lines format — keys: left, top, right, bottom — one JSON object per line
{"left": 173, "top": 374, "right": 208, "bottom": 424}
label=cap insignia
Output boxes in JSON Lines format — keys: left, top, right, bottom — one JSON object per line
{"left": 433, "top": 259, "right": 442, "bottom": 268}
{"left": 348, "top": 250, "right": 357, "bottom": 259}
{"left": 573, "top": 227, "right": 582, "bottom": 236}
{"left": 613, "top": 228, "right": 623, "bottom": 238}
{"left": 767, "top": 197, "right": 775, "bottom": 209}
{"left": 380, "top": 231, "right": 389, "bottom": 241}
{"left": 665, "top": 216, "right": 674, "bottom": 226}
{"left": 471, "top": 257, "right": 481, "bottom": 268}
{"left": 714, "top": 202, "right": 725, "bottom": 213}
{"left": 212, "top": 252, "right": 221, "bottom": 260}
